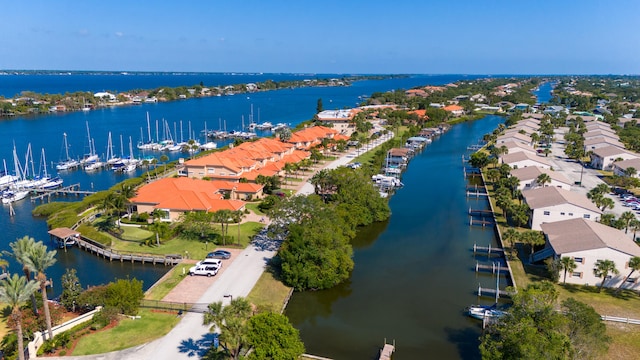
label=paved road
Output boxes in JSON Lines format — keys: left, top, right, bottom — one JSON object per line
{"left": 51, "top": 131, "right": 394, "bottom": 360}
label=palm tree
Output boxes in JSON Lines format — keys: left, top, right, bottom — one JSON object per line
{"left": 623, "top": 166, "right": 637, "bottom": 178}
{"left": 593, "top": 259, "right": 619, "bottom": 291}
{"left": 620, "top": 211, "right": 636, "bottom": 234}
{"left": 233, "top": 210, "right": 244, "bottom": 246}
{"left": 0, "top": 274, "right": 39, "bottom": 360}
{"left": 536, "top": 173, "right": 551, "bottom": 188}
{"left": 23, "top": 240, "right": 57, "bottom": 340}
{"left": 618, "top": 256, "right": 640, "bottom": 292}
{"left": 214, "top": 209, "right": 233, "bottom": 245}
{"left": 160, "top": 154, "right": 169, "bottom": 173}
{"left": 6, "top": 237, "right": 38, "bottom": 315}
{"left": 203, "top": 297, "right": 253, "bottom": 359}
{"left": 559, "top": 256, "right": 577, "bottom": 284}
{"left": 629, "top": 218, "right": 640, "bottom": 241}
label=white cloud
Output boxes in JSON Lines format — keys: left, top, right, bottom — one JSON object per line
{"left": 115, "top": 32, "right": 124, "bottom": 37}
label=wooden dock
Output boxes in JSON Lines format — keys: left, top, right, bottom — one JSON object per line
{"left": 31, "top": 183, "right": 96, "bottom": 202}
{"left": 469, "top": 218, "right": 494, "bottom": 227}
{"left": 75, "top": 236, "right": 180, "bottom": 266}
{"left": 473, "top": 243, "right": 504, "bottom": 255}
{"left": 468, "top": 208, "right": 493, "bottom": 217}
{"left": 477, "top": 285, "right": 512, "bottom": 299}
{"left": 476, "top": 262, "right": 509, "bottom": 274}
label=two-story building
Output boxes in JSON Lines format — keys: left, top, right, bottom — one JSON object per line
{"left": 589, "top": 145, "right": 639, "bottom": 170}
{"left": 501, "top": 151, "right": 552, "bottom": 170}
{"left": 536, "top": 219, "right": 640, "bottom": 290}
{"left": 522, "top": 186, "right": 602, "bottom": 230}
{"left": 510, "top": 166, "right": 572, "bottom": 191}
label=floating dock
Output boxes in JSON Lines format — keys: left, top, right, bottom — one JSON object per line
{"left": 31, "top": 183, "right": 96, "bottom": 202}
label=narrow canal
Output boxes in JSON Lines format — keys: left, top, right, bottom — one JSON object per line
{"left": 286, "top": 115, "right": 505, "bottom": 359}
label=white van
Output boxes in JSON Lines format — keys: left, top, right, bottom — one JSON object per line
{"left": 195, "top": 258, "right": 222, "bottom": 269}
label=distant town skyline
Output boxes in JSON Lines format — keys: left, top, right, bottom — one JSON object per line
{"left": 2, "top": 0, "right": 639, "bottom": 75}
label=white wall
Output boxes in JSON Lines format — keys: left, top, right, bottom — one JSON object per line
{"left": 530, "top": 204, "right": 600, "bottom": 230}
{"left": 518, "top": 179, "right": 572, "bottom": 191}
{"left": 558, "top": 249, "right": 640, "bottom": 290}
{"left": 509, "top": 159, "right": 551, "bottom": 170}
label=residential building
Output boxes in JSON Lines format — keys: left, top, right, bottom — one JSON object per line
{"left": 316, "top": 109, "right": 357, "bottom": 135}
{"left": 502, "top": 141, "right": 537, "bottom": 156}
{"left": 130, "top": 177, "right": 246, "bottom": 222}
{"left": 501, "top": 151, "right": 552, "bottom": 170}
{"left": 522, "top": 187, "right": 602, "bottom": 230}
{"left": 612, "top": 158, "right": 640, "bottom": 178}
{"left": 589, "top": 145, "right": 639, "bottom": 170}
{"left": 497, "top": 132, "right": 532, "bottom": 146}
{"left": 442, "top": 104, "right": 464, "bottom": 117}
{"left": 510, "top": 166, "right": 572, "bottom": 191}
{"left": 583, "top": 129, "right": 618, "bottom": 141}
{"left": 536, "top": 219, "right": 640, "bottom": 290}
{"left": 584, "top": 137, "right": 625, "bottom": 152}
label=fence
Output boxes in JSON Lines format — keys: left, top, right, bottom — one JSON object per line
{"left": 601, "top": 315, "right": 640, "bottom": 325}
{"left": 27, "top": 306, "right": 102, "bottom": 359}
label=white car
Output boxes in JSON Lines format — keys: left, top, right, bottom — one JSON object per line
{"left": 189, "top": 265, "right": 219, "bottom": 277}
{"left": 195, "top": 258, "right": 222, "bottom": 269}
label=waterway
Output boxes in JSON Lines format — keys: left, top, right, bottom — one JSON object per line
{"left": 1, "top": 74, "right": 478, "bottom": 296}
{"left": 286, "top": 115, "right": 506, "bottom": 359}
{"left": 533, "top": 81, "right": 555, "bottom": 104}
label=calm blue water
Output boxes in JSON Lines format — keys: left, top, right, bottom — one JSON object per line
{"left": 533, "top": 81, "right": 555, "bottom": 104}
{"left": 0, "top": 74, "right": 480, "bottom": 296}
{"left": 286, "top": 116, "right": 506, "bottom": 359}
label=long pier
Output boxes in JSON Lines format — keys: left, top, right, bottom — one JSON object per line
{"left": 469, "top": 218, "right": 494, "bottom": 227}
{"left": 476, "top": 262, "right": 510, "bottom": 274}
{"left": 31, "top": 183, "right": 96, "bottom": 202}
{"left": 473, "top": 243, "right": 505, "bottom": 255}
{"left": 469, "top": 208, "right": 493, "bottom": 217}
{"left": 75, "top": 236, "right": 181, "bottom": 266}
{"left": 477, "top": 285, "right": 512, "bottom": 299}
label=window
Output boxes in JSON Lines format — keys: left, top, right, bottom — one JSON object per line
{"left": 207, "top": 168, "right": 215, "bottom": 174}
{"left": 626, "top": 277, "right": 637, "bottom": 283}
{"left": 584, "top": 214, "right": 591, "bottom": 219}
{"left": 568, "top": 213, "right": 573, "bottom": 216}
{"left": 573, "top": 257, "right": 584, "bottom": 263}
{"left": 543, "top": 211, "right": 551, "bottom": 216}
{"left": 560, "top": 212, "right": 566, "bottom": 216}
{"left": 572, "top": 272, "right": 582, "bottom": 278}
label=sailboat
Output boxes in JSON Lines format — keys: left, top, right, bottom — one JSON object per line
{"left": 105, "top": 132, "right": 121, "bottom": 165}
{"left": 0, "top": 159, "right": 18, "bottom": 190}
{"left": 56, "top": 133, "right": 80, "bottom": 170}
{"left": 39, "top": 148, "right": 63, "bottom": 189}
{"left": 137, "top": 112, "right": 159, "bottom": 150}
{"left": 80, "top": 122, "right": 100, "bottom": 165}
{"left": 199, "top": 121, "right": 217, "bottom": 150}
{"left": 2, "top": 146, "right": 29, "bottom": 204}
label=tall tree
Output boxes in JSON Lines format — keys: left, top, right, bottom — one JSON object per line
{"left": 559, "top": 256, "right": 577, "bottom": 284}
{"left": 619, "top": 211, "right": 636, "bottom": 234}
{"left": 245, "top": 312, "right": 305, "bottom": 360}
{"left": 203, "top": 297, "right": 252, "bottom": 360}
{"left": 593, "top": 259, "right": 618, "bottom": 291}
{"left": 22, "top": 240, "right": 57, "bottom": 340}
{"left": 561, "top": 298, "right": 610, "bottom": 359}
{"left": 6, "top": 237, "right": 38, "bottom": 314}
{"left": 618, "top": 256, "right": 640, "bottom": 292}
{"left": 160, "top": 154, "right": 169, "bottom": 173}
{"left": 316, "top": 98, "right": 323, "bottom": 114}
{"left": 536, "top": 173, "right": 551, "bottom": 188}
{"left": 0, "top": 274, "right": 39, "bottom": 360}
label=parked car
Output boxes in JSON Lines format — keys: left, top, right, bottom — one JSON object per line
{"left": 189, "top": 265, "right": 219, "bottom": 277}
{"left": 196, "top": 258, "right": 222, "bottom": 269}
{"left": 206, "top": 250, "right": 232, "bottom": 259}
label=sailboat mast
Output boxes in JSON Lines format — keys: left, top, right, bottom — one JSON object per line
{"left": 120, "top": 134, "right": 124, "bottom": 157}
{"left": 146, "top": 112, "right": 152, "bottom": 143}
{"left": 41, "top": 148, "right": 48, "bottom": 178}
{"left": 86, "top": 121, "right": 92, "bottom": 153}
{"left": 180, "top": 120, "right": 184, "bottom": 143}
{"left": 64, "top": 133, "right": 70, "bottom": 160}
{"left": 156, "top": 120, "right": 159, "bottom": 143}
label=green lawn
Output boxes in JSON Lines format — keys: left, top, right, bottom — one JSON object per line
{"left": 109, "top": 222, "right": 265, "bottom": 260}
{"left": 144, "top": 263, "right": 193, "bottom": 301}
{"left": 120, "top": 226, "right": 154, "bottom": 241}
{"left": 245, "top": 202, "right": 265, "bottom": 216}
{"left": 246, "top": 270, "right": 292, "bottom": 314}
{"left": 71, "top": 309, "right": 180, "bottom": 355}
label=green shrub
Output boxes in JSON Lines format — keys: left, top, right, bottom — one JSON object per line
{"left": 105, "top": 278, "right": 144, "bottom": 315}
{"left": 92, "top": 307, "right": 120, "bottom": 329}
{"left": 32, "top": 202, "right": 71, "bottom": 217}
{"left": 76, "top": 224, "right": 113, "bottom": 246}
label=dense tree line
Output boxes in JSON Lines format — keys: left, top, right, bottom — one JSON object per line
{"left": 269, "top": 167, "right": 390, "bottom": 290}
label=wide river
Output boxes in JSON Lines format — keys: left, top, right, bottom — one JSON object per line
{"left": 1, "top": 74, "right": 479, "bottom": 296}
{"left": 286, "top": 115, "right": 505, "bottom": 359}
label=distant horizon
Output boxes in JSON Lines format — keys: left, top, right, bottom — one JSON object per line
{"left": 1, "top": 70, "right": 639, "bottom": 77}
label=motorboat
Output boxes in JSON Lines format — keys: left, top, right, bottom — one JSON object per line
{"left": 2, "top": 190, "right": 29, "bottom": 204}
{"left": 466, "top": 305, "right": 507, "bottom": 320}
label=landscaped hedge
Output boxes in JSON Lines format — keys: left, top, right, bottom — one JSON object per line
{"left": 77, "top": 224, "right": 113, "bottom": 246}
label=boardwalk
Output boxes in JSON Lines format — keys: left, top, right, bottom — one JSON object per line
{"left": 74, "top": 236, "right": 181, "bottom": 265}
{"left": 31, "top": 183, "right": 96, "bottom": 202}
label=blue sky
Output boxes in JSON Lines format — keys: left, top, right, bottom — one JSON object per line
{"left": 2, "top": 0, "right": 638, "bottom": 74}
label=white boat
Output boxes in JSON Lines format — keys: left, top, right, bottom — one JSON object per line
{"left": 105, "top": 132, "right": 121, "bottom": 165}
{"left": 84, "top": 161, "right": 103, "bottom": 172}
{"left": 199, "top": 142, "right": 217, "bottom": 151}
{"left": 41, "top": 176, "right": 63, "bottom": 189}
{"left": 0, "top": 160, "right": 18, "bottom": 189}
{"left": 372, "top": 174, "right": 403, "bottom": 188}
{"left": 2, "top": 190, "right": 29, "bottom": 204}
{"left": 56, "top": 132, "right": 79, "bottom": 171}
{"left": 272, "top": 123, "right": 288, "bottom": 131}
{"left": 467, "top": 305, "right": 507, "bottom": 320}
{"left": 256, "top": 122, "right": 273, "bottom": 130}
{"left": 80, "top": 122, "right": 100, "bottom": 164}
{"left": 137, "top": 112, "right": 159, "bottom": 150}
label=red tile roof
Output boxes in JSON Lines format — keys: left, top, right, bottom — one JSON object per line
{"left": 130, "top": 177, "right": 245, "bottom": 212}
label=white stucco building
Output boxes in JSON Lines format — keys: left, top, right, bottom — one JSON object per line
{"left": 589, "top": 145, "right": 638, "bottom": 170}
{"left": 510, "top": 166, "right": 572, "bottom": 191}
{"left": 522, "top": 186, "right": 602, "bottom": 230}
{"left": 536, "top": 219, "right": 640, "bottom": 290}
{"left": 613, "top": 158, "right": 640, "bottom": 178}
{"left": 502, "top": 141, "right": 537, "bottom": 156}
{"left": 501, "top": 151, "right": 552, "bottom": 170}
